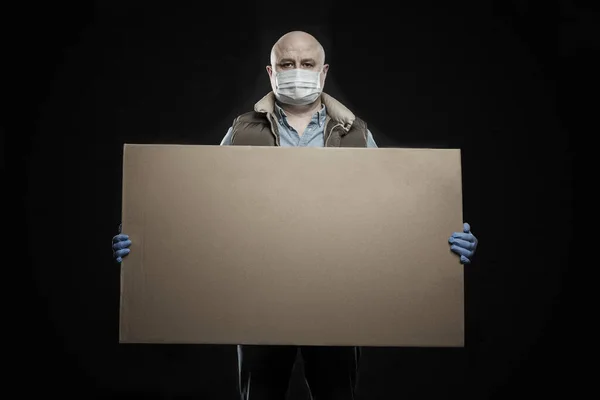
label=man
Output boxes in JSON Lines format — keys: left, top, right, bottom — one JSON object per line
{"left": 112, "top": 31, "right": 478, "bottom": 400}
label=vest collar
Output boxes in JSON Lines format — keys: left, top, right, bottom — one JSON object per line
{"left": 254, "top": 92, "right": 356, "bottom": 130}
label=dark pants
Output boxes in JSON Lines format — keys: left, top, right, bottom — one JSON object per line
{"left": 238, "top": 345, "right": 360, "bottom": 400}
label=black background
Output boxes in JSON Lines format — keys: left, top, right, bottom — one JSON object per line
{"left": 15, "top": 0, "right": 586, "bottom": 398}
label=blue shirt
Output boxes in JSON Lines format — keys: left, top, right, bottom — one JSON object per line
{"left": 220, "top": 103, "right": 378, "bottom": 147}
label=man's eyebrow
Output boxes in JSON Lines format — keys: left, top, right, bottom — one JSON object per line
{"left": 277, "top": 58, "right": 317, "bottom": 64}
{"left": 278, "top": 58, "right": 295, "bottom": 64}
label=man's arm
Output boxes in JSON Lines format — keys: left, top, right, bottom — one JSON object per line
{"left": 220, "top": 127, "right": 234, "bottom": 146}
{"left": 366, "top": 129, "right": 378, "bottom": 148}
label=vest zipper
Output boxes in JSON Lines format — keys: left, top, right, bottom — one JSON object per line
{"left": 267, "top": 114, "right": 280, "bottom": 146}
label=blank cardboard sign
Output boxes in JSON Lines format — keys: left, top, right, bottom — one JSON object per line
{"left": 119, "top": 144, "right": 464, "bottom": 347}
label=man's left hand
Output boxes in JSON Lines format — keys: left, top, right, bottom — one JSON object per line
{"left": 448, "top": 222, "right": 478, "bottom": 264}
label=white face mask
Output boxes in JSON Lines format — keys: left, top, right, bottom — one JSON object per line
{"left": 273, "top": 68, "right": 323, "bottom": 106}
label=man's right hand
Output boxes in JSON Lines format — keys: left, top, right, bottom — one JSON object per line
{"left": 112, "top": 225, "right": 131, "bottom": 263}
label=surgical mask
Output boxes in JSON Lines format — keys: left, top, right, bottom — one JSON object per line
{"left": 274, "top": 68, "right": 322, "bottom": 106}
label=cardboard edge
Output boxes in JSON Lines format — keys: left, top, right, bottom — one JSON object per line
{"left": 119, "top": 143, "right": 129, "bottom": 343}
{"left": 457, "top": 147, "right": 466, "bottom": 348}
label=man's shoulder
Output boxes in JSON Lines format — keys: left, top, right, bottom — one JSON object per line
{"left": 234, "top": 111, "right": 268, "bottom": 124}
{"left": 352, "top": 116, "right": 368, "bottom": 130}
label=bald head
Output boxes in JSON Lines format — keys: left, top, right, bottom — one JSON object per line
{"left": 270, "top": 31, "right": 326, "bottom": 68}
{"left": 266, "top": 30, "right": 330, "bottom": 107}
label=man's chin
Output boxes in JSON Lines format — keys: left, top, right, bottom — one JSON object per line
{"left": 275, "top": 94, "right": 322, "bottom": 108}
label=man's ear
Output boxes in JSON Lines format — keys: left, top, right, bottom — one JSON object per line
{"left": 266, "top": 65, "right": 273, "bottom": 78}
{"left": 322, "top": 64, "right": 329, "bottom": 74}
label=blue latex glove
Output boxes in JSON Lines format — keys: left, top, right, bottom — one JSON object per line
{"left": 448, "top": 222, "right": 478, "bottom": 264}
{"left": 112, "top": 224, "right": 131, "bottom": 263}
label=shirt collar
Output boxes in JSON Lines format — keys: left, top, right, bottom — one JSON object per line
{"left": 275, "top": 102, "right": 327, "bottom": 127}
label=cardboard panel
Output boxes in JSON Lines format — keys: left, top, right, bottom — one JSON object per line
{"left": 120, "top": 144, "right": 464, "bottom": 347}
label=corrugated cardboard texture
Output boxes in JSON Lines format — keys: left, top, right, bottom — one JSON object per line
{"left": 120, "top": 144, "right": 464, "bottom": 347}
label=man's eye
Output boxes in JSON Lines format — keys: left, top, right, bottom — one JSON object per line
{"left": 303, "top": 64, "right": 313, "bottom": 68}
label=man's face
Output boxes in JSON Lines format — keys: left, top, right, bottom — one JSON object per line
{"left": 266, "top": 39, "right": 329, "bottom": 94}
